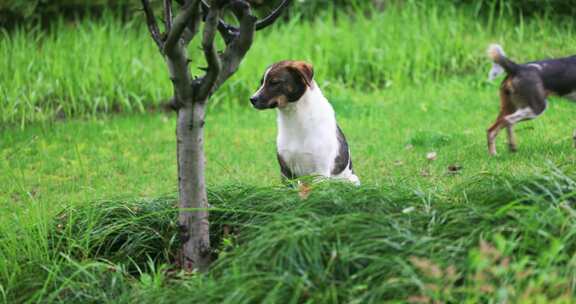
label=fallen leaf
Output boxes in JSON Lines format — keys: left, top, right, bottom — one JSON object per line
{"left": 426, "top": 152, "right": 437, "bottom": 161}
{"left": 447, "top": 164, "right": 462, "bottom": 174}
{"left": 298, "top": 183, "right": 312, "bottom": 200}
{"left": 420, "top": 168, "right": 431, "bottom": 177}
{"left": 402, "top": 207, "right": 415, "bottom": 214}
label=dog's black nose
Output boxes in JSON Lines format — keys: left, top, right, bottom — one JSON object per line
{"left": 250, "top": 96, "right": 257, "bottom": 105}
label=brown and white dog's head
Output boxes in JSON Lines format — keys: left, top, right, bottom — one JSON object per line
{"left": 250, "top": 60, "right": 314, "bottom": 110}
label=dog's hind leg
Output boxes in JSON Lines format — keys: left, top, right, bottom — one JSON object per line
{"left": 504, "top": 107, "right": 539, "bottom": 124}
{"left": 487, "top": 114, "right": 506, "bottom": 156}
{"left": 491, "top": 106, "right": 538, "bottom": 155}
{"left": 501, "top": 103, "right": 545, "bottom": 153}
{"left": 500, "top": 75, "right": 547, "bottom": 153}
{"left": 505, "top": 73, "right": 547, "bottom": 125}
{"left": 487, "top": 85, "right": 516, "bottom": 156}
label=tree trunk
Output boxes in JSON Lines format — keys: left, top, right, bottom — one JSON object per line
{"left": 163, "top": 35, "right": 211, "bottom": 271}
{"left": 177, "top": 101, "right": 211, "bottom": 272}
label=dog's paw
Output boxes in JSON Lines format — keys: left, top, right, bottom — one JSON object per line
{"left": 488, "top": 147, "right": 497, "bottom": 156}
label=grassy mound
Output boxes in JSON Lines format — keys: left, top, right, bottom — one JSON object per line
{"left": 10, "top": 166, "right": 574, "bottom": 303}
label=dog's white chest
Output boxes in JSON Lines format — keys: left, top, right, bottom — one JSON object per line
{"left": 276, "top": 87, "right": 339, "bottom": 177}
{"left": 279, "top": 151, "right": 323, "bottom": 176}
{"left": 278, "top": 130, "right": 338, "bottom": 176}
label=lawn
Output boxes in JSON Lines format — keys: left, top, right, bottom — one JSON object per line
{"left": 1, "top": 1, "right": 576, "bottom": 303}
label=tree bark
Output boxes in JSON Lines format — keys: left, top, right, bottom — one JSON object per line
{"left": 177, "top": 101, "right": 211, "bottom": 271}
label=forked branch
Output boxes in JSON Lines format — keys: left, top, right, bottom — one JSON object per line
{"left": 213, "top": 1, "right": 256, "bottom": 88}
{"left": 195, "top": 0, "right": 290, "bottom": 97}
{"left": 142, "top": 0, "right": 291, "bottom": 102}
{"left": 200, "top": 0, "right": 291, "bottom": 44}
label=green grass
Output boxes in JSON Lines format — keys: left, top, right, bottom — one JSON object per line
{"left": 2, "top": 1, "right": 576, "bottom": 303}
{"left": 2, "top": 80, "right": 576, "bottom": 302}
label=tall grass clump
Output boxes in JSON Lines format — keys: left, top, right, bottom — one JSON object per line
{"left": 2, "top": 166, "right": 575, "bottom": 302}
{"left": 1, "top": 1, "right": 575, "bottom": 125}
{"left": 0, "top": 14, "right": 169, "bottom": 127}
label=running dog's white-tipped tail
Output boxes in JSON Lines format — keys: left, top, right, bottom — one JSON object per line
{"left": 487, "top": 44, "right": 517, "bottom": 81}
{"left": 487, "top": 44, "right": 505, "bottom": 62}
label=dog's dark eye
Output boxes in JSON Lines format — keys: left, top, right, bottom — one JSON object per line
{"left": 269, "top": 80, "right": 281, "bottom": 86}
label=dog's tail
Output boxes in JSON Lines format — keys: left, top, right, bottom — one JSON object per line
{"left": 487, "top": 44, "right": 520, "bottom": 81}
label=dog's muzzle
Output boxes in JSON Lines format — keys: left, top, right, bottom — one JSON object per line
{"left": 250, "top": 95, "right": 271, "bottom": 110}
{"left": 250, "top": 96, "right": 258, "bottom": 107}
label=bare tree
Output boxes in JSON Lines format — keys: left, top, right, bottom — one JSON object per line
{"left": 140, "top": 0, "right": 290, "bottom": 271}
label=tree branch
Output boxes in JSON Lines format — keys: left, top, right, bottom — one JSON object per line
{"left": 141, "top": 0, "right": 163, "bottom": 50}
{"left": 197, "top": 3, "right": 222, "bottom": 101}
{"left": 254, "top": 0, "right": 291, "bottom": 30}
{"left": 165, "top": 0, "right": 200, "bottom": 55}
{"left": 212, "top": 1, "right": 256, "bottom": 90}
{"left": 199, "top": 0, "right": 290, "bottom": 41}
{"left": 164, "top": 0, "right": 174, "bottom": 33}
{"left": 172, "top": 0, "right": 202, "bottom": 45}
{"left": 215, "top": 19, "right": 239, "bottom": 45}
{"left": 199, "top": 0, "right": 238, "bottom": 44}
{"left": 182, "top": 2, "right": 202, "bottom": 45}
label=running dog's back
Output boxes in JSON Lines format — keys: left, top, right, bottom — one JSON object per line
{"left": 487, "top": 44, "right": 576, "bottom": 96}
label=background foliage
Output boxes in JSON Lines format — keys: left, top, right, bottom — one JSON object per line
{"left": 2, "top": 0, "right": 576, "bottom": 26}
{"left": 0, "top": 0, "right": 367, "bottom": 26}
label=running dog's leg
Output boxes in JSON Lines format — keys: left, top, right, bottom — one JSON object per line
{"left": 487, "top": 114, "right": 506, "bottom": 156}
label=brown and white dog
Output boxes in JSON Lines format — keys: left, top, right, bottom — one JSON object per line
{"left": 486, "top": 44, "right": 576, "bottom": 155}
{"left": 250, "top": 60, "right": 360, "bottom": 185}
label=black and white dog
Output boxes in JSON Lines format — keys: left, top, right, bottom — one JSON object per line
{"left": 250, "top": 60, "right": 359, "bottom": 185}
{"left": 486, "top": 44, "right": 576, "bottom": 155}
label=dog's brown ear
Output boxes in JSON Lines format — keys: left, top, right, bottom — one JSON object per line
{"left": 290, "top": 61, "right": 314, "bottom": 88}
